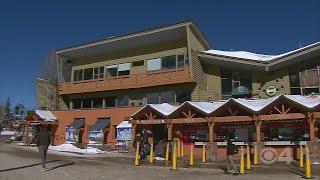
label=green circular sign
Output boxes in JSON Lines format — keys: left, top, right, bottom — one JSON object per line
{"left": 266, "top": 86, "right": 277, "bottom": 97}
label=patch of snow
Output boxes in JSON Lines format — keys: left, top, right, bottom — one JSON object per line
{"left": 35, "top": 110, "right": 57, "bottom": 121}
{"left": 285, "top": 95, "right": 320, "bottom": 109}
{"left": 186, "top": 101, "right": 226, "bottom": 114}
{"left": 48, "top": 144, "right": 103, "bottom": 154}
{"left": 148, "top": 103, "right": 178, "bottom": 116}
{"left": 233, "top": 96, "right": 280, "bottom": 112}
{"left": 117, "top": 121, "right": 131, "bottom": 128}
{"left": 155, "top": 157, "right": 165, "bottom": 161}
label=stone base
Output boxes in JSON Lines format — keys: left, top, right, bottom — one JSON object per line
{"left": 206, "top": 142, "right": 218, "bottom": 161}
{"left": 307, "top": 141, "right": 320, "bottom": 164}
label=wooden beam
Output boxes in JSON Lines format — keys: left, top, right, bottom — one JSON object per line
{"left": 167, "top": 123, "right": 173, "bottom": 141}
{"left": 274, "top": 106, "right": 282, "bottom": 114}
{"left": 313, "top": 112, "right": 320, "bottom": 118}
{"left": 171, "top": 118, "right": 208, "bottom": 124}
{"left": 308, "top": 112, "right": 317, "bottom": 142}
{"left": 260, "top": 113, "right": 305, "bottom": 121}
{"left": 208, "top": 121, "right": 215, "bottom": 142}
{"left": 214, "top": 116, "right": 253, "bottom": 123}
{"left": 136, "top": 120, "right": 162, "bottom": 125}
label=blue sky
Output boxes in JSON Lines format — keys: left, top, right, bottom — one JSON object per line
{"left": 0, "top": 0, "right": 319, "bottom": 108}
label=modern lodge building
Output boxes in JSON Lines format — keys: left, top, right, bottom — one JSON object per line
{"left": 32, "top": 21, "right": 320, "bottom": 158}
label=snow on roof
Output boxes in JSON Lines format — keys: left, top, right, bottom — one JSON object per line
{"left": 148, "top": 103, "right": 178, "bottom": 116}
{"left": 202, "top": 42, "right": 320, "bottom": 62}
{"left": 285, "top": 95, "right": 320, "bottom": 109}
{"left": 232, "top": 96, "right": 280, "bottom": 112}
{"left": 131, "top": 95, "right": 320, "bottom": 118}
{"left": 35, "top": 110, "right": 57, "bottom": 121}
{"left": 186, "top": 101, "right": 226, "bottom": 114}
{"left": 117, "top": 121, "right": 131, "bottom": 128}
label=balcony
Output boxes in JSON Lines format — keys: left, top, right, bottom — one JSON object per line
{"left": 58, "top": 66, "right": 193, "bottom": 95}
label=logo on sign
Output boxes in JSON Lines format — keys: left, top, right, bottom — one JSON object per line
{"left": 265, "top": 86, "right": 277, "bottom": 97}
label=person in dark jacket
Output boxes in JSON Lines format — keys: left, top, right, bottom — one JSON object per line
{"left": 37, "top": 124, "right": 51, "bottom": 171}
{"left": 226, "top": 137, "right": 239, "bottom": 174}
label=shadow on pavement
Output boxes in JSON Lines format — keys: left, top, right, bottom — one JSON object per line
{"left": 47, "top": 162, "right": 75, "bottom": 171}
{"left": 0, "top": 160, "right": 60, "bottom": 173}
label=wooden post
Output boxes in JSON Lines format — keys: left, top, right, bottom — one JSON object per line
{"left": 208, "top": 121, "right": 215, "bottom": 142}
{"left": 167, "top": 123, "right": 173, "bottom": 141}
{"left": 308, "top": 112, "right": 317, "bottom": 142}
{"left": 255, "top": 118, "right": 261, "bottom": 143}
{"left": 132, "top": 122, "right": 137, "bottom": 142}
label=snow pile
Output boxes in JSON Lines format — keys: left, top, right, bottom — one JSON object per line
{"left": 285, "top": 95, "right": 320, "bottom": 109}
{"left": 48, "top": 144, "right": 104, "bottom": 154}
{"left": 149, "top": 103, "right": 178, "bottom": 116}
{"left": 1, "top": 130, "right": 15, "bottom": 136}
{"left": 35, "top": 110, "right": 57, "bottom": 121}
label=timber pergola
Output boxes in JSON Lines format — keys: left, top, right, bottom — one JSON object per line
{"left": 131, "top": 95, "right": 320, "bottom": 143}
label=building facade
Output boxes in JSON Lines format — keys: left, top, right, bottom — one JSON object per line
{"left": 47, "top": 21, "right": 320, "bottom": 147}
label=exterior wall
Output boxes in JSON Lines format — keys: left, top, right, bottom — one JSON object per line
{"left": 186, "top": 26, "right": 209, "bottom": 101}
{"left": 252, "top": 68, "right": 291, "bottom": 98}
{"left": 204, "top": 65, "right": 222, "bottom": 100}
{"left": 51, "top": 107, "right": 139, "bottom": 146}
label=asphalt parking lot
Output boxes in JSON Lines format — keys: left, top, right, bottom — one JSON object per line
{"left": 0, "top": 143, "right": 319, "bottom": 180}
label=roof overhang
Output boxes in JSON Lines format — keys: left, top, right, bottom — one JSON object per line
{"left": 56, "top": 21, "right": 211, "bottom": 60}
{"left": 198, "top": 42, "right": 320, "bottom": 71}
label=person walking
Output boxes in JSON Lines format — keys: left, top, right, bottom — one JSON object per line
{"left": 226, "top": 137, "right": 239, "bottom": 174}
{"left": 37, "top": 124, "right": 51, "bottom": 171}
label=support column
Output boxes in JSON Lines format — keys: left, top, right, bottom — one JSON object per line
{"left": 24, "top": 121, "right": 29, "bottom": 144}
{"left": 308, "top": 112, "right": 317, "bottom": 142}
{"left": 208, "top": 121, "right": 215, "bottom": 142}
{"left": 102, "top": 99, "right": 106, "bottom": 108}
{"left": 69, "top": 101, "right": 73, "bottom": 109}
{"left": 132, "top": 122, "right": 137, "bottom": 142}
{"left": 167, "top": 123, "right": 173, "bottom": 141}
{"left": 255, "top": 119, "right": 261, "bottom": 142}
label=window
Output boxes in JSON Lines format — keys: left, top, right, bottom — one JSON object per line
{"left": 72, "top": 99, "right": 81, "bottom": 109}
{"left": 160, "top": 91, "right": 175, "bottom": 103}
{"left": 92, "top": 98, "right": 103, "bottom": 108}
{"left": 290, "top": 88, "right": 301, "bottom": 95}
{"left": 176, "top": 91, "right": 191, "bottom": 103}
{"left": 302, "top": 88, "right": 319, "bottom": 95}
{"left": 117, "top": 95, "right": 129, "bottom": 107}
{"left": 146, "top": 92, "right": 159, "bottom": 104}
{"left": 83, "top": 68, "right": 93, "bottom": 80}
{"left": 118, "top": 63, "right": 130, "bottom": 76}
{"left": 94, "top": 67, "right": 104, "bottom": 79}
{"left": 132, "top": 60, "right": 144, "bottom": 67}
{"left": 221, "top": 70, "right": 252, "bottom": 98}
{"left": 106, "top": 65, "right": 118, "bottom": 77}
{"left": 105, "top": 96, "right": 117, "bottom": 107}
{"left": 82, "top": 99, "right": 92, "bottom": 108}
{"left": 73, "top": 70, "right": 83, "bottom": 81}
{"left": 161, "top": 55, "right": 176, "bottom": 70}
{"left": 147, "top": 58, "right": 161, "bottom": 71}
{"left": 177, "top": 55, "right": 186, "bottom": 68}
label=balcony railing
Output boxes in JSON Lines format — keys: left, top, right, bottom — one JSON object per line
{"left": 58, "top": 66, "right": 192, "bottom": 95}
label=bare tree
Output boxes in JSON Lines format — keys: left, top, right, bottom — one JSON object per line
{"left": 38, "top": 50, "right": 58, "bottom": 80}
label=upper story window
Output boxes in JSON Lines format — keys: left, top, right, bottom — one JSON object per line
{"left": 118, "top": 63, "right": 131, "bottom": 76}
{"left": 94, "top": 67, "right": 104, "bottom": 79}
{"left": 146, "top": 54, "right": 187, "bottom": 72}
{"left": 132, "top": 60, "right": 144, "bottom": 67}
{"left": 73, "top": 70, "right": 83, "bottom": 81}
{"left": 221, "top": 70, "right": 252, "bottom": 99}
{"left": 83, "top": 68, "right": 93, "bottom": 80}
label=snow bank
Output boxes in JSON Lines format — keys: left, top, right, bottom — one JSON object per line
{"left": 48, "top": 144, "right": 104, "bottom": 154}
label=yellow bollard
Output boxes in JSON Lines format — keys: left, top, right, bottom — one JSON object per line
{"left": 177, "top": 140, "right": 181, "bottom": 158}
{"left": 253, "top": 143, "right": 258, "bottom": 165}
{"left": 240, "top": 146, "right": 245, "bottom": 174}
{"left": 165, "top": 141, "right": 170, "bottom": 161}
{"left": 134, "top": 142, "right": 140, "bottom": 166}
{"left": 189, "top": 143, "right": 194, "bottom": 166}
{"left": 299, "top": 145, "right": 304, "bottom": 168}
{"left": 181, "top": 141, "right": 184, "bottom": 157}
{"left": 201, "top": 143, "right": 206, "bottom": 163}
{"left": 149, "top": 143, "right": 154, "bottom": 164}
{"left": 305, "top": 145, "right": 312, "bottom": 179}
{"left": 246, "top": 144, "right": 251, "bottom": 170}
{"left": 171, "top": 142, "right": 177, "bottom": 170}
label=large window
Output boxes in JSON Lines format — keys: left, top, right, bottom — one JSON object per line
{"left": 289, "top": 64, "right": 320, "bottom": 95}
{"left": 82, "top": 99, "right": 92, "bottom": 108}
{"left": 147, "top": 58, "right": 161, "bottom": 71}
{"left": 146, "top": 92, "right": 159, "bottom": 104}
{"left": 221, "top": 70, "right": 252, "bottom": 99}
{"left": 105, "top": 96, "right": 117, "bottom": 107}
{"left": 118, "top": 63, "right": 130, "bottom": 76}
{"left": 177, "top": 54, "right": 188, "bottom": 68}
{"left": 106, "top": 65, "right": 118, "bottom": 77}
{"left": 117, "top": 95, "right": 129, "bottom": 107}
{"left": 92, "top": 98, "right": 103, "bottom": 108}
{"left": 72, "top": 99, "right": 81, "bottom": 109}
{"left": 83, "top": 68, "right": 93, "bottom": 80}
{"left": 160, "top": 91, "right": 175, "bottom": 103}
{"left": 73, "top": 70, "right": 83, "bottom": 81}
{"left": 161, "top": 55, "right": 176, "bottom": 70}
{"left": 176, "top": 91, "right": 191, "bottom": 103}
{"left": 94, "top": 67, "right": 104, "bottom": 79}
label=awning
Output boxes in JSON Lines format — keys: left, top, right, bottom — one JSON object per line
{"left": 69, "top": 118, "right": 85, "bottom": 129}
{"left": 90, "top": 118, "right": 110, "bottom": 131}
